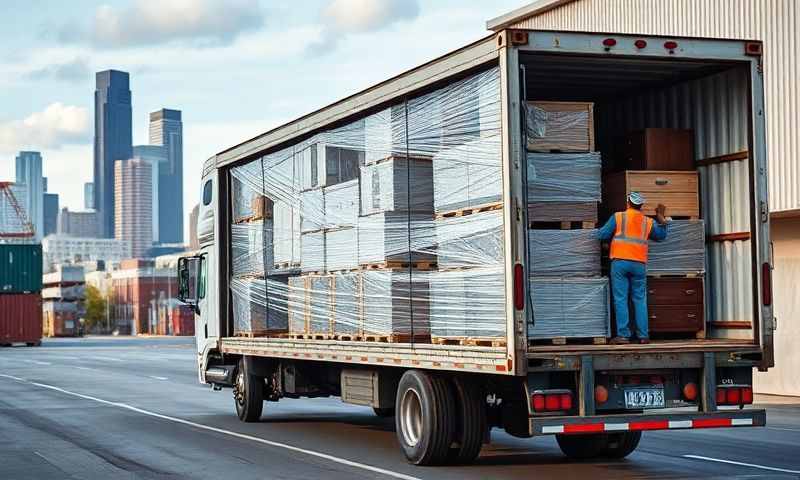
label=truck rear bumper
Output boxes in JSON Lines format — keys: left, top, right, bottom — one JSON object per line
{"left": 530, "top": 409, "right": 766, "bottom": 436}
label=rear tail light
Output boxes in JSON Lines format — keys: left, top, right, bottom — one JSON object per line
{"left": 513, "top": 263, "right": 525, "bottom": 311}
{"left": 762, "top": 262, "right": 772, "bottom": 306}
{"left": 602, "top": 38, "right": 617, "bottom": 48}
{"left": 531, "top": 390, "right": 574, "bottom": 412}
{"left": 717, "top": 386, "right": 754, "bottom": 406}
{"left": 683, "top": 382, "right": 698, "bottom": 401}
{"left": 595, "top": 385, "right": 609, "bottom": 404}
{"left": 634, "top": 39, "right": 647, "bottom": 49}
{"left": 745, "top": 41, "right": 762, "bottom": 56}
{"left": 664, "top": 40, "right": 679, "bottom": 50}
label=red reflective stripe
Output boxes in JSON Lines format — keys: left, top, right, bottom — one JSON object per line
{"left": 563, "top": 423, "right": 605, "bottom": 433}
{"left": 629, "top": 420, "right": 669, "bottom": 431}
{"left": 692, "top": 418, "right": 733, "bottom": 429}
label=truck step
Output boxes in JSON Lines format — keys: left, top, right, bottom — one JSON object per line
{"left": 529, "top": 336, "right": 608, "bottom": 346}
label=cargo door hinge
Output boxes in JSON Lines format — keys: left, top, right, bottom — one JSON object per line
{"left": 760, "top": 201, "right": 769, "bottom": 223}
{"left": 772, "top": 316, "right": 777, "bottom": 331}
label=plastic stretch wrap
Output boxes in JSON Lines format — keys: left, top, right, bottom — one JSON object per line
{"left": 273, "top": 201, "right": 301, "bottom": 267}
{"left": 530, "top": 229, "right": 600, "bottom": 276}
{"left": 326, "top": 228, "right": 359, "bottom": 271}
{"left": 648, "top": 220, "right": 706, "bottom": 274}
{"left": 433, "top": 139, "right": 502, "bottom": 213}
{"left": 429, "top": 266, "right": 505, "bottom": 338}
{"left": 231, "top": 276, "right": 289, "bottom": 335}
{"left": 360, "top": 158, "right": 433, "bottom": 215}
{"left": 436, "top": 210, "right": 503, "bottom": 269}
{"left": 300, "top": 231, "right": 325, "bottom": 272}
{"left": 526, "top": 102, "right": 593, "bottom": 152}
{"left": 362, "top": 270, "right": 429, "bottom": 337}
{"left": 231, "top": 222, "right": 273, "bottom": 277}
{"left": 528, "top": 277, "right": 610, "bottom": 339}
{"left": 527, "top": 152, "right": 601, "bottom": 203}
{"left": 227, "top": 67, "right": 505, "bottom": 342}
{"left": 357, "top": 213, "right": 435, "bottom": 265}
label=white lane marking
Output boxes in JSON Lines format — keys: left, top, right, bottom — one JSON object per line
{"left": 0, "top": 374, "right": 422, "bottom": 480}
{"left": 91, "top": 356, "right": 124, "bottom": 362}
{"left": 23, "top": 360, "right": 52, "bottom": 366}
{"left": 149, "top": 376, "right": 168, "bottom": 381}
{"left": 767, "top": 426, "right": 800, "bottom": 433}
{"left": 74, "top": 366, "right": 95, "bottom": 371}
{"left": 684, "top": 455, "right": 800, "bottom": 474}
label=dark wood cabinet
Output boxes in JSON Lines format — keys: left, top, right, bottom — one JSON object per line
{"left": 647, "top": 277, "right": 705, "bottom": 337}
{"left": 625, "top": 129, "right": 695, "bottom": 171}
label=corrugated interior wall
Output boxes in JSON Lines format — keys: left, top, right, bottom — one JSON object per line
{"left": 596, "top": 66, "right": 754, "bottom": 338}
{"left": 510, "top": 0, "right": 800, "bottom": 214}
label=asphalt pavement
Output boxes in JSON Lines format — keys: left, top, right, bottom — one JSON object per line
{"left": 1, "top": 336, "right": 799, "bottom": 480}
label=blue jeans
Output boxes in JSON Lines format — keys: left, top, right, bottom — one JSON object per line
{"left": 610, "top": 259, "right": 648, "bottom": 339}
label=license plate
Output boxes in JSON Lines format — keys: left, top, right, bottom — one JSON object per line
{"left": 624, "top": 388, "right": 665, "bottom": 409}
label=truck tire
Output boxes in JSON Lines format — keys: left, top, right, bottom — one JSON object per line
{"left": 555, "top": 433, "right": 608, "bottom": 460}
{"left": 603, "top": 431, "right": 641, "bottom": 458}
{"left": 233, "top": 358, "right": 263, "bottom": 422}
{"left": 373, "top": 407, "right": 395, "bottom": 417}
{"left": 395, "top": 370, "right": 455, "bottom": 465}
{"left": 447, "top": 377, "right": 485, "bottom": 464}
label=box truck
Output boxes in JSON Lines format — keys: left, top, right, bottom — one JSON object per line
{"left": 178, "top": 30, "right": 772, "bottom": 465}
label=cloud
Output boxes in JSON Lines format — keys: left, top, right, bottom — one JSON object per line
{"left": 25, "top": 57, "right": 90, "bottom": 83}
{"left": 0, "top": 103, "right": 90, "bottom": 153}
{"left": 310, "top": 0, "right": 420, "bottom": 55}
{"left": 322, "top": 0, "right": 420, "bottom": 33}
{"left": 61, "top": 0, "right": 265, "bottom": 48}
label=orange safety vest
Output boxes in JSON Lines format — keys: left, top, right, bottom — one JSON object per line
{"left": 609, "top": 208, "right": 654, "bottom": 263}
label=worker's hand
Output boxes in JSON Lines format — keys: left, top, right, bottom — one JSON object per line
{"left": 655, "top": 203, "right": 667, "bottom": 224}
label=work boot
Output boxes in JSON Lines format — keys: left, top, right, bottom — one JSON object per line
{"left": 610, "top": 337, "right": 630, "bottom": 345}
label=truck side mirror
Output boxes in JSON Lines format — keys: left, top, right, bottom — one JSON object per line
{"left": 177, "top": 256, "right": 201, "bottom": 313}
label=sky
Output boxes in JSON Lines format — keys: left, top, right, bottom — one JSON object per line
{"left": 0, "top": 0, "right": 522, "bottom": 241}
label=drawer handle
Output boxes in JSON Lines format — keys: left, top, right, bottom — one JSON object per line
{"left": 687, "top": 313, "right": 696, "bottom": 318}
{"left": 655, "top": 178, "right": 669, "bottom": 185}
{"left": 685, "top": 289, "right": 696, "bottom": 295}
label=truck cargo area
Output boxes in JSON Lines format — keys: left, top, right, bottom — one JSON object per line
{"left": 522, "top": 47, "right": 763, "bottom": 356}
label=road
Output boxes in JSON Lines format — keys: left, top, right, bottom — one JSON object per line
{"left": 1, "top": 337, "right": 798, "bottom": 480}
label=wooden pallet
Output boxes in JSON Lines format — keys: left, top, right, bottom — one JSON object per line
{"left": 435, "top": 202, "right": 503, "bottom": 219}
{"left": 273, "top": 262, "right": 301, "bottom": 270}
{"left": 431, "top": 336, "right": 507, "bottom": 348}
{"left": 362, "top": 333, "right": 432, "bottom": 343}
{"left": 234, "top": 330, "right": 287, "bottom": 338}
{"left": 648, "top": 272, "right": 701, "bottom": 278}
{"left": 529, "top": 220, "right": 597, "bottom": 230}
{"left": 369, "top": 154, "right": 433, "bottom": 165}
{"left": 359, "top": 261, "right": 438, "bottom": 271}
{"left": 529, "top": 336, "right": 608, "bottom": 346}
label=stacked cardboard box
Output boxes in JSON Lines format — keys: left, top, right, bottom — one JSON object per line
{"left": 230, "top": 276, "right": 289, "bottom": 336}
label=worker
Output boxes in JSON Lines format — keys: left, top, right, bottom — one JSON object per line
{"left": 597, "top": 192, "right": 668, "bottom": 344}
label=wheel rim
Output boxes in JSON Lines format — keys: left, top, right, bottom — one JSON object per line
{"left": 399, "top": 388, "right": 423, "bottom": 447}
{"left": 234, "top": 370, "right": 245, "bottom": 406}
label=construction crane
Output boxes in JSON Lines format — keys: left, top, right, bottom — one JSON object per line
{"left": 0, "top": 182, "right": 35, "bottom": 239}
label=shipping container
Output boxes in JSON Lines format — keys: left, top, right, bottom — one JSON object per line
{"left": 0, "top": 244, "right": 42, "bottom": 293}
{"left": 42, "top": 300, "right": 80, "bottom": 337}
{"left": 178, "top": 29, "right": 771, "bottom": 465}
{"left": 0, "top": 293, "right": 42, "bottom": 345}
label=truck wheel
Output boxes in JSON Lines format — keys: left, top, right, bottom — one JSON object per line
{"left": 395, "top": 370, "right": 455, "bottom": 465}
{"left": 26, "top": 341, "right": 41, "bottom": 347}
{"left": 556, "top": 433, "right": 608, "bottom": 460}
{"left": 373, "top": 407, "right": 395, "bottom": 417}
{"left": 603, "top": 431, "right": 641, "bottom": 458}
{"left": 447, "top": 377, "right": 485, "bottom": 464}
{"left": 233, "top": 358, "right": 264, "bottom": 422}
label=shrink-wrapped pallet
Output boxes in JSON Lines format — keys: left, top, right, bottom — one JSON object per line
{"left": 288, "top": 276, "right": 307, "bottom": 334}
{"left": 273, "top": 201, "right": 301, "bottom": 267}
{"left": 332, "top": 272, "right": 361, "bottom": 336}
{"left": 308, "top": 275, "right": 332, "bottom": 335}
{"left": 300, "top": 230, "right": 325, "bottom": 272}
{"left": 299, "top": 142, "right": 364, "bottom": 191}
{"left": 526, "top": 152, "right": 602, "bottom": 204}
{"left": 528, "top": 277, "right": 610, "bottom": 339}
{"left": 432, "top": 139, "right": 502, "bottom": 213}
{"left": 231, "top": 276, "right": 289, "bottom": 335}
{"left": 357, "top": 213, "right": 435, "bottom": 265}
{"left": 648, "top": 220, "right": 706, "bottom": 274}
{"left": 529, "top": 229, "right": 600, "bottom": 276}
{"left": 300, "top": 188, "right": 325, "bottom": 233}
{"left": 362, "top": 270, "right": 429, "bottom": 337}
{"left": 231, "top": 221, "right": 273, "bottom": 277}
{"left": 324, "top": 179, "right": 359, "bottom": 228}
{"left": 526, "top": 101, "right": 594, "bottom": 152}
{"left": 435, "top": 210, "right": 503, "bottom": 269}
{"left": 327, "top": 228, "right": 359, "bottom": 271}
{"left": 429, "top": 267, "right": 505, "bottom": 338}
{"left": 364, "top": 106, "right": 406, "bottom": 164}
{"left": 359, "top": 157, "right": 434, "bottom": 215}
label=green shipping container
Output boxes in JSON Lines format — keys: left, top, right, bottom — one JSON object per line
{"left": 0, "top": 244, "right": 43, "bottom": 293}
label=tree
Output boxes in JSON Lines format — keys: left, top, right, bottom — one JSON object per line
{"left": 84, "top": 285, "right": 108, "bottom": 332}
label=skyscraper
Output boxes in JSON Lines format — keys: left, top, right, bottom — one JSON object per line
{"left": 84, "top": 182, "right": 95, "bottom": 211}
{"left": 114, "top": 158, "right": 152, "bottom": 258}
{"left": 43, "top": 193, "right": 59, "bottom": 236}
{"left": 95, "top": 70, "right": 132, "bottom": 238}
{"left": 132, "top": 145, "right": 167, "bottom": 243}
{"left": 148, "top": 109, "right": 183, "bottom": 244}
{"left": 57, "top": 208, "right": 99, "bottom": 238}
{"left": 15, "top": 151, "right": 44, "bottom": 240}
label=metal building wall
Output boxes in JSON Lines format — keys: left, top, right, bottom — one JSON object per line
{"left": 597, "top": 67, "right": 754, "bottom": 338}
{"left": 510, "top": 0, "right": 800, "bottom": 214}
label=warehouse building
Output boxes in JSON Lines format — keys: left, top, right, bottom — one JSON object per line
{"left": 488, "top": 0, "right": 799, "bottom": 396}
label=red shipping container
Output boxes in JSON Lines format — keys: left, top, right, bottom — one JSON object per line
{"left": 0, "top": 293, "right": 43, "bottom": 346}
{"left": 171, "top": 306, "right": 195, "bottom": 336}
